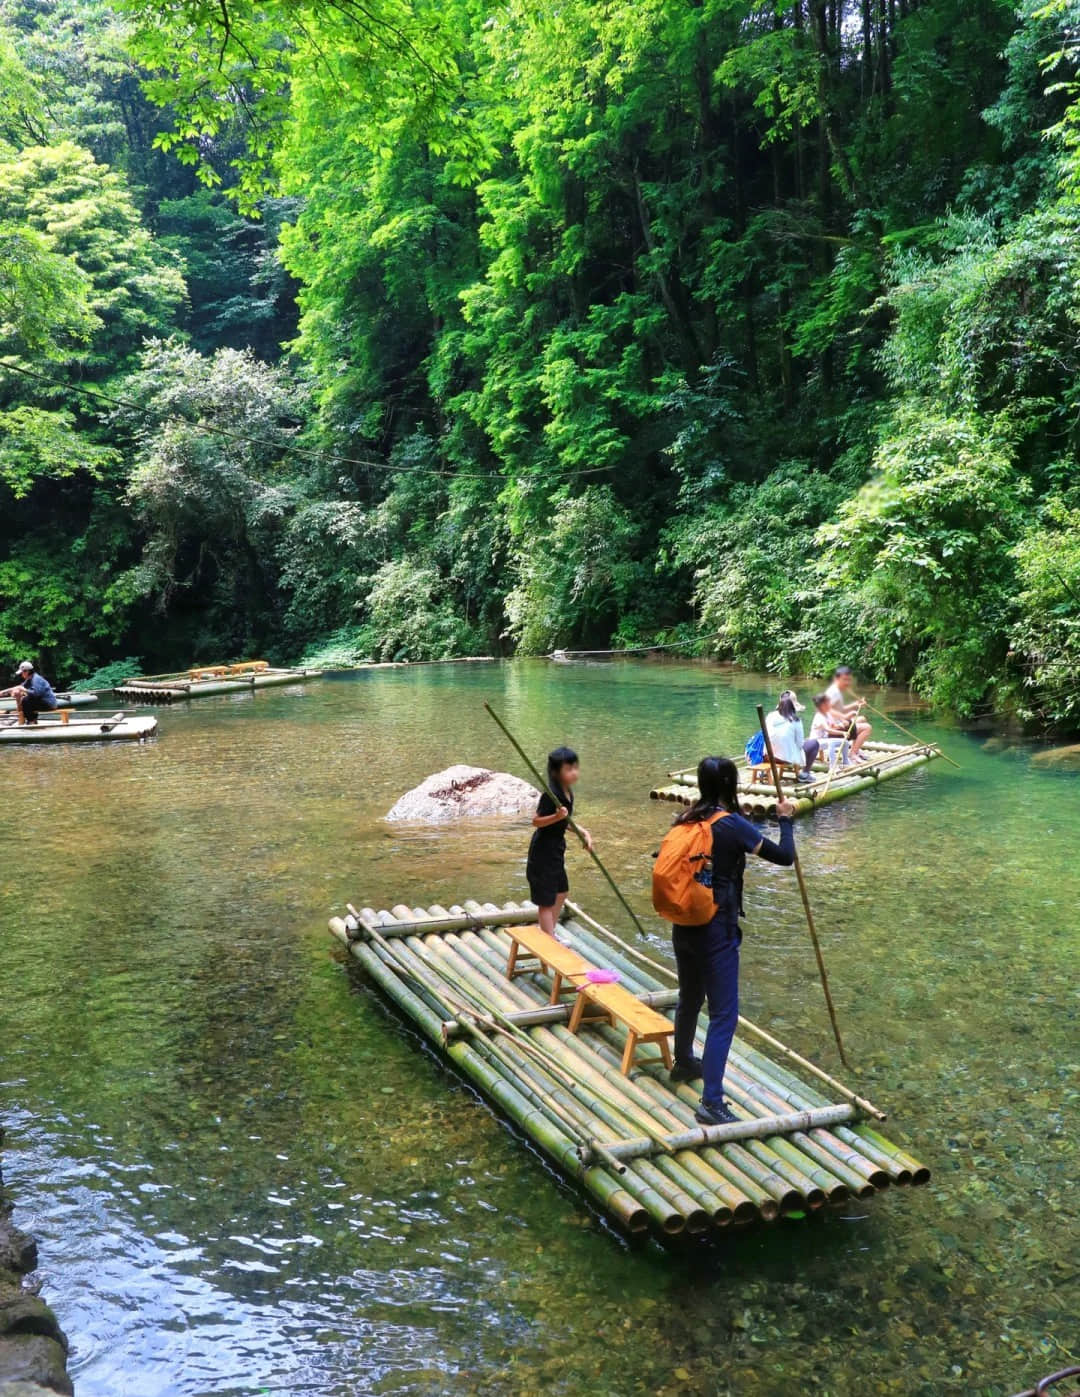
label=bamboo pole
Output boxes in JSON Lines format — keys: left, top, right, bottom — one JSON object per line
{"left": 482, "top": 701, "right": 649, "bottom": 937}
{"left": 756, "top": 704, "right": 849, "bottom": 1068}
{"left": 581, "top": 1104, "right": 856, "bottom": 1163}
{"left": 346, "top": 907, "right": 547, "bottom": 938}
{"left": 863, "top": 700, "right": 960, "bottom": 769}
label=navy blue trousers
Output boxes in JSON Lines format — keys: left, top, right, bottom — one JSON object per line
{"left": 672, "top": 914, "right": 741, "bottom": 1110}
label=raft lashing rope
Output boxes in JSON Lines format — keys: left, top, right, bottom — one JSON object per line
{"left": 328, "top": 897, "right": 930, "bottom": 1239}
{"left": 650, "top": 739, "right": 944, "bottom": 818}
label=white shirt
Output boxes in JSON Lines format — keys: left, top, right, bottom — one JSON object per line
{"left": 825, "top": 682, "right": 846, "bottom": 709}
{"left": 810, "top": 710, "right": 834, "bottom": 740}
{"left": 765, "top": 710, "right": 805, "bottom": 766}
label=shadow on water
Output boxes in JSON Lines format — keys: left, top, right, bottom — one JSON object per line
{"left": 0, "top": 660, "right": 1076, "bottom": 1395}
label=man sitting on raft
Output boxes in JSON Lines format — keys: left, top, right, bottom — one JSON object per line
{"left": 0, "top": 661, "right": 57, "bottom": 725}
{"left": 825, "top": 666, "right": 872, "bottom": 761}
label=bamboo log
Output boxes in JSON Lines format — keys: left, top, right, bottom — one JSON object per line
{"left": 589, "top": 1028, "right": 835, "bottom": 1212}
{"left": 393, "top": 910, "right": 671, "bottom": 1180}
{"left": 581, "top": 1104, "right": 856, "bottom": 1163}
{"left": 346, "top": 906, "right": 546, "bottom": 940}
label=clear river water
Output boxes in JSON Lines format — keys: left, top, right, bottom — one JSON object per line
{"left": 0, "top": 659, "right": 1076, "bottom": 1397}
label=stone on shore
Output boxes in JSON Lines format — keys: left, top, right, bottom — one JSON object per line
{"left": 386, "top": 765, "right": 539, "bottom": 822}
{"left": 1, "top": 1147, "right": 70, "bottom": 1397}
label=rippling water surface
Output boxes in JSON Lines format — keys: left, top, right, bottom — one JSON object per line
{"left": 0, "top": 660, "right": 1076, "bottom": 1396}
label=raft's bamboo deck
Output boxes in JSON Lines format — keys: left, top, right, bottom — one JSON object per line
{"left": 0, "top": 691, "right": 98, "bottom": 713}
{"left": 0, "top": 712, "right": 157, "bottom": 743}
{"left": 114, "top": 663, "right": 321, "bottom": 704}
{"left": 651, "top": 739, "right": 942, "bottom": 818}
{"left": 329, "top": 898, "right": 929, "bottom": 1239}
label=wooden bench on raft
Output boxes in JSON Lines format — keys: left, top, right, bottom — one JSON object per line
{"left": 567, "top": 981, "right": 674, "bottom": 1076}
{"left": 504, "top": 923, "right": 675, "bottom": 1076}
{"left": 5, "top": 706, "right": 73, "bottom": 727}
{"left": 504, "top": 923, "right": 593, "bottom": 1004}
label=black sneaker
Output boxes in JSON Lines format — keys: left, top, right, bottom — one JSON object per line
{"left": 669, "top": 1057, "right": 703, "bottom": 1084}
{"left": 694, "top": 1101, "right": 739, "bottom": 1127}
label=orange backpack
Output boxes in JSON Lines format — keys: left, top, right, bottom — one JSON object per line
{"left": 651, "top": 811, "right": 729, "bottom": 925}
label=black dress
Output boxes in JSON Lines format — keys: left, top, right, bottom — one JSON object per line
{"left": 526, "top": 787, "right": 574, "bottom": 906}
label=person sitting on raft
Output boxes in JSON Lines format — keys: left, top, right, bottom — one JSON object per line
{"left": 668, "top": 757, "right": 795, "bottom": 1126}
{"left": 764, "top": 690, "right": 817, "bottom": 783}
{"left": 808, "top": 692, "right": 851, "bottom": 769}
{"left": 826, "top": 666, "right": 872, "bottom": 761}
{"left": 0, "top": 661, "right": 57, "bottom": 725}
{"left": 527, "top": 745, "right": 593, "bottom": 939}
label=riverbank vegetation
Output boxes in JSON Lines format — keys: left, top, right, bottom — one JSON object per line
{"left": 0, "top": 0, "right": 1077, "bottom": 726}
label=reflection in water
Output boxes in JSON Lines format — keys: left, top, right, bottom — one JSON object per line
{"left": 0, "top": 661, "right": 1076, "bottom": 1395}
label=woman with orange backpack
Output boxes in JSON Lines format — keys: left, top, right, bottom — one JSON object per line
{"left": 652, "top": 756, "right": 795, "bottom": 1125}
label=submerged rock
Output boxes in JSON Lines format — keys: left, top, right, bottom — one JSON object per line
{"left": 387, "top": 764, "right": 539, "bottom": 822}
{"left": 1030, "top": 743, "right": 1080, "bottom": 768}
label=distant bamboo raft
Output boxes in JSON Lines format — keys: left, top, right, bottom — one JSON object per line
{"left": 114, "top": 661, "right": 322, "bottom": 704}
{"left": 650, "top": 739, "right": 942, "bottom": 818}
{"left": 328, "top": 898, "right": 929, "bottom": 1239}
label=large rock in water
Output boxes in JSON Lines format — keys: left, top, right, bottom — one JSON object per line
{"left": 1030, "top": 743, "right": 1080, "bottom": 768}
{"left": 386, "top": 765, "right": 539, "bottom": 822}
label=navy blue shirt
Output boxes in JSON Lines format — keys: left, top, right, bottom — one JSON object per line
{"left": 21, "top": 672, "right": 56, "bottom": 707}
{"left": 709, "top": 810, "right": 795, "bottom": 921}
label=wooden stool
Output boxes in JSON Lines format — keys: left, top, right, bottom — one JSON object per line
{"left": 567, "top": 981, "right": 675, "bottom": 1076}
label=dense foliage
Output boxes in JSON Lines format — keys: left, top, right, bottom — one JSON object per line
{"left": 0, "top": 0, "right": 1078, "bottom": 725}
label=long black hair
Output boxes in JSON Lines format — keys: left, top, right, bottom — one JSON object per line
{"left": 777, "top": 690, "right": 800, "bottom": 722}
{"left": 673, "top": 756, "right": 740, "bottom": 825}
{"left": 547, "top": 745, "right": 578, "bottom": 800}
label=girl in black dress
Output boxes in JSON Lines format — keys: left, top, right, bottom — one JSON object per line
{"left": 527, "top": 746, "right": 593, "bottom": 936}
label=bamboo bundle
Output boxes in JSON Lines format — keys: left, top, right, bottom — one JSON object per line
{"left": 652, "top": 742, "right": 941, "bottom": 816}
{"left": 114, "top": 665, "right": 321, "bottom": 704}
{"left": 327, "top": 897, "right": 930, "bottom": 1237}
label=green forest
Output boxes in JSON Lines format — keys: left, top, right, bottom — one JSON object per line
{"left": 1, "top": 0, "right": 1078, "bottom": 726}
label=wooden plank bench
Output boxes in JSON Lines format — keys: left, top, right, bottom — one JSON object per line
{"left": 9, "top": 706, "right": 73, "bottom": 727}
{"left": 567, "top": 981, "right": 675, "bottom": 1076}
{"left": 504, "top": 923, "right": 594, "bottom": 1004}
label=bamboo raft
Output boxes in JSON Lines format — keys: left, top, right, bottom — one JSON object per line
{"left": 651, "top": 739, "right": 942, "bottom": 818}
{"left": 328, "top": 898, "right": 929, "bottom": 1239}
{"left": 0, "top": 691, "right": 98, "bottom": 713}
{"left": 0, "top": 711, "right": 157, "bottom": 743}
{"left": 114, "top": 660, "right": 322, "bottom": 704}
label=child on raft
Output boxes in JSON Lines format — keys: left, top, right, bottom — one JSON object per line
{"left": 668, "top": 756, "right": 795, "bottom": 1126}
{"left": 809, "top": 692, "right": 852, "bottom": 769}
{"left": 527, "top": 745, "right": 593, "bottom": 938}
